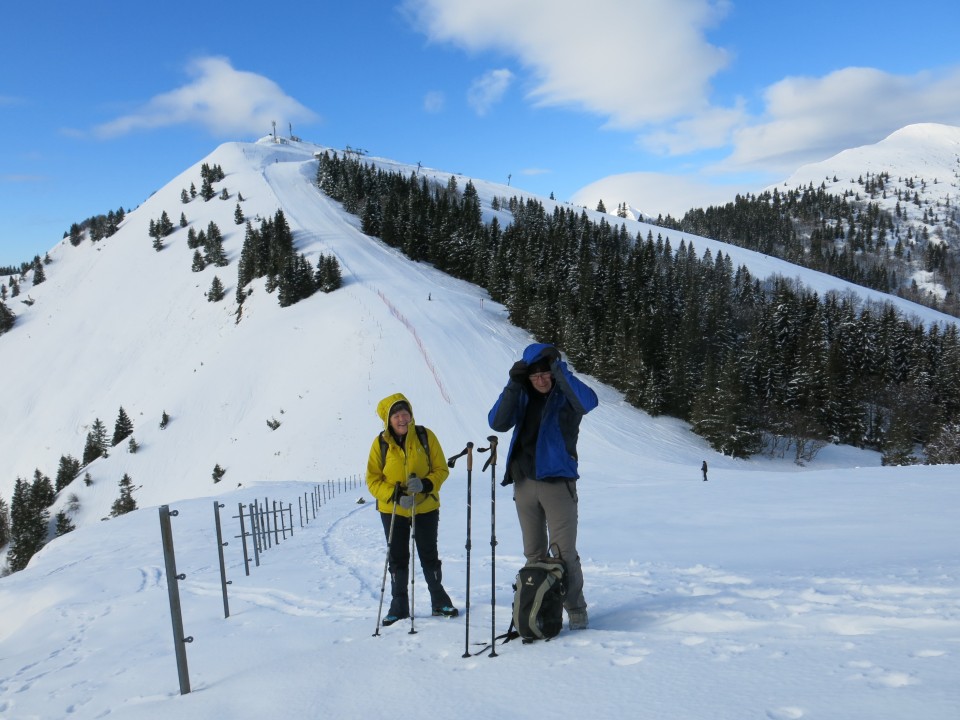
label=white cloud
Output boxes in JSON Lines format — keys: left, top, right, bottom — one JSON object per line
{"left": 641, "top": 102, "right": 747, "bottom": 155}
{"left": 467, "top": 69, "right": 513, "bottom": 115}
{"left": 718, "top": 66, "right": 960, "bottom": 173}
{"left": 423, "top": 90, "right": 445, "bottom": 113}
{"left": 405, "top": 0, "right": 960, "bottom": 182}
{"left": 404, "top": 0, "right": 730, "bottom": 126}
{"left": 93, "top": 56, "right": 318, "bottom": 139}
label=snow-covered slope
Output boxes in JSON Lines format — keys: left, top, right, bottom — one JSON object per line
{"left": 1, "top": 137, "right": 958, "bottom": 720}
{"left": 2, "top": 136, "right": 958, "bottom": 526}
{"left": 780, "top": 123, "right": 960, "bottom": 201}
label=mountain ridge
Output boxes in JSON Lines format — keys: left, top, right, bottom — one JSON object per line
{"left": 2, "top": 134, "right": 957, "bottom": 534}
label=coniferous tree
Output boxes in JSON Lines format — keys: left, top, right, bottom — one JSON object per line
{"left": 8, "top": 476, "right": 49, "bottom": 572}
{"left": 236, "top": 221, "right": 258, "bottom": 291}
{"left": 315, "top": 254, "right": 343, "bottom": 292}
{"left": 55, "top": 455, "right": 81, "bottom": 492}
{"left": 200, "top": 176, "right": 215, "bottom": 201}
{"left": 192, "top": 249, "right": 207, "bottom": 272}
{"left": 207, "top": 275, "right": 225, "bottom": 302}
{"left": 128, "top": 437, "right": 139, "bottom": 454}
{"left": 31, "top": 256, "right": 46, "bottom": 285}
{"left": 112, "top": 407, "right": 134, "bottom": 446}
{"left": 234, "top": 202, "right": 245, "bottom": 225}
{"left": 204, "top": 221, "right": 228, "bottom": 267}
{"left": 212, "top": 464, "right": 226, "bottom": 483}
{"left": 82, "top": 418, "right": 110, "bottom": 465}
{"left": 926, "top": 423, "right": 960, "bottom": 463}
{"left": 55, "top": 510, "right": 75, "bottom": 537}
{"left": 160, "top": 411, "right": 170, "bottom": 429}
{"left": 181, "top": 189, "right": 190, "bottom": 204}
{"left": 0, "top": 298, "right": 15, "bottom": 335}
{"left": 180, "top": 212, "right": 188, "bottom": 228}
{"left": 277, "top": 254, "right": 315, "bottom": 306}
{"left": 110, "top": 474, "right": 137, "bottom": 517}
{"left": 159, "top": 211, "right": 174, "bottom": 236}
{"left": 0, "top": 494, "right": 9, "bottom": 548}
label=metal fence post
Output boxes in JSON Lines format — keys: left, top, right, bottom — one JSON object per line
{"left": 250, "top": 502, "right": 261, "bottom": 567}
{"left": 213, "top": 501, "right": 231, "bottom": 618}
{"left": 158, "top": 505, "right": 192, "bottom": 695}
{"left": 273, "top": 499, "right": 282, "bottom": 544}
{"left": 262, "top": 499, "right": 273, "bottom": 549}
{"left": 237, "top": 502, "right": 251, "bottom": 576}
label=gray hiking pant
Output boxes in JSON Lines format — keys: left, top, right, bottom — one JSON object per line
{"left": 512, "top": 475, "right": 586, "bottom": 612}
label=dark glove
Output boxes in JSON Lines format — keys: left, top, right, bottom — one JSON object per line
{"left": 399, "top": 495, "right": 415, "bottom": 510}
{"left": 391, "top": 483, "right": 405, "bottom": 502}
{"left": 406, "top": 475, "right": 424, "bottom": 494}
{"left": 509, "top": 359, "right": 528, "bottom": 381}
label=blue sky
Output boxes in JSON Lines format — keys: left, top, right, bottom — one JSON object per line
{"left": 2, "top": 0, "right": 959, "bottom": 267}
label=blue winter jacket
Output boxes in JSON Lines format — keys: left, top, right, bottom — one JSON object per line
{"left": 488, "top": 343, "right": 598, "bottom": 484}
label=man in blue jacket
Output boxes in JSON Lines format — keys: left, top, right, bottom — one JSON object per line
{"left": 488, "top": 342, "right": 598, "bottom": 630}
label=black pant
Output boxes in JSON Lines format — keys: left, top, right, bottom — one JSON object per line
{"left": 380, "top": 509, "right": 451, "bottom": 611}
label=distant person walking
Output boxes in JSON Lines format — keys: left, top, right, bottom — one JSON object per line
{"left": 366, "top": 393, "right": 459, "bottom": 625}
{"left": 488, "top": 343, "right": 598, "bottom": 630}
{"left": 702, "top": 460, "right": 708, "bottom": 482}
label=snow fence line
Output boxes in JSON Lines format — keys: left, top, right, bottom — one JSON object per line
{"left": 377, "top": 289, "right": 451, "bottom": 404}
{"left": 158, "top": 475, "right": 362, "bottom": 695}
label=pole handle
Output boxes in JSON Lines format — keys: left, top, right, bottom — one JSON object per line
{"left": 446, "top": 441, "right": 473, "bottom": 468}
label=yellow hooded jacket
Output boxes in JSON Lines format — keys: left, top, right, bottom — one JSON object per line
{"left": 366, "top": 393, "right": 449, "bottom": 517}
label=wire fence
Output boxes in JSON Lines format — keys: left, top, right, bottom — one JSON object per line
{"left": 159, "top": 475, "right": 362, "bottom": 695}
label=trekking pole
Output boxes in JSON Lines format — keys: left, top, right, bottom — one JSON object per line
{"left": 373, "top": 485, "right": 402, "bottom": 637}
{"left": 408, "top": 477, "right": 418, "bottom": 636}
{"left": 478, "top": 435, "right": 499, "bottom": 657}
{"left": 447, "top": 442, "right": 474, "bottom": 658}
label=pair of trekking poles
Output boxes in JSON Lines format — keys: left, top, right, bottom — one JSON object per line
{"left": 371, "top": 434, "right": 501, "bottom": 659}
{"left": 373, "top": 479, "right": 420, "bottom": 637}
{"left": 448, "top": 436, "right": 499, "bottom": 658}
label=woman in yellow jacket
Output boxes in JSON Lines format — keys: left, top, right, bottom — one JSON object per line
{"left": 366, "top": 393, "right": 458, "bottom": 625}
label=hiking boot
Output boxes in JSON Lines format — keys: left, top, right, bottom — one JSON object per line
{"left": 432, "top": 605, "right": 460, "bottom": 618}
{"left": 382, "top": 611, "right": 409, "bottom": 627}
{"left": 386, "top": 592, "right": 409, "bottom": 624}
{"left": 568, "top": 608, "right": 589, "bottom": 630}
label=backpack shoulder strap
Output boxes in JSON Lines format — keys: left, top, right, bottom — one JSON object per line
{"left": 415, "top": 425, "right": 432, "bottom": 472}
{"left": 379, "top": 427, "right": 433, "bottom": 473}
{"left": 379, "top": 433, "right": 388, "bottom": 469}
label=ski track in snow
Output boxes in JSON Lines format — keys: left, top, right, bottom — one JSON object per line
{"left": 265, "top": 159, "right": 455, "bottom": 405}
